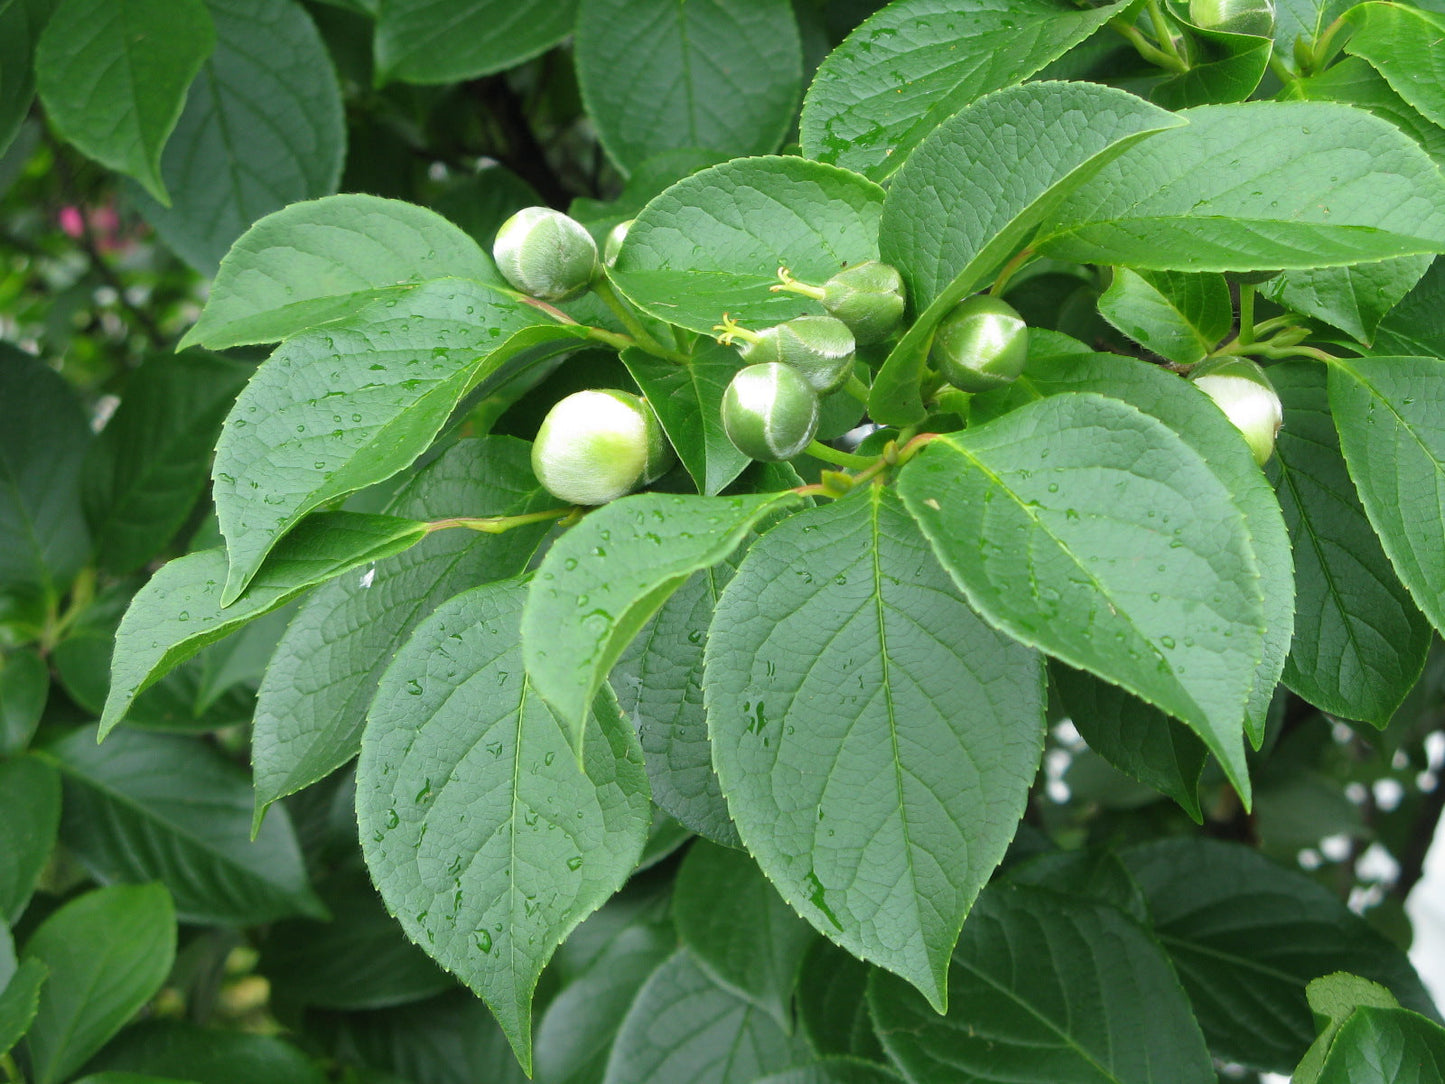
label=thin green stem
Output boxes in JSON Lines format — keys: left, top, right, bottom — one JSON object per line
{"left": 1309, "top": 13, "right": 1349, "bottom": 72}
{"left": 1146, "top": 0, "right": 1189, "bottom": 67}
{"left": 989, "top": 247, "right": 1036, "bottom": 297}
{"left": 2, "top": 1052, "right": 23, "bottom": 1084}
{"left": 1110, "top": 14, "right": 1189, "bottom": 71}
{"left": 844, "top": 372, "right": 872, "bottom": 404}
{"left": 1237, "top": 285, "right": 1257, "bottom": 347}
{"left": 1268, "top": 52, "right": 1297, "bottom": 86}
{"left": 806, "top": 440, "right": 876, "bottom": 469}
{"left": 771, "top": 266, "right": 827, "bottom": 301}
{"left": 426, "top": 507, "right": 575, "bottom": 535}
{"left": 590, "top": 276, "right": 686, "bottom": 362}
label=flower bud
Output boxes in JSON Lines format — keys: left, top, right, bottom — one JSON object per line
{"left": 531, "top": 389, "right": 673, "bottom": 505}
{"left": 820, "top": 261, "right": 906, "bottom": 344}
{"left": 929, "top": 295, "right": 1030, "bottom": 393}
{"left": 1189, "top": 0, "right": 1274, "bottom": 35}
{"left": 735, "top": 315, "right": 856, "bottom": 395}
{"left": 493, "top": 207, "right": 599, "bottom": 302}
{"left": 721, "top": 363, "right": 821, "bottom": 462}
{"left": 1189, "top": 357, "right": 1283, "bottom": 466}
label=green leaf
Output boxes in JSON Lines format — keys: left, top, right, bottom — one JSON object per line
{"left": 870, "top": 81, "right": 1181, "bottom": 424}
{"left": 83, "top": 352, "right": 251, "bottom": 575}
{"left": 869, "top": 881, "right": 1214, "bottom": 1084}
{"left": 673, "top": 840, "right": 816, "bottom": 1028}
{"left": 0, "top": 345, "right": 91, "bottom": 596}
{"left": 258, "top": 867, "right": 453, "bottom": 1010}
{"left": 0, "top": 958, "right": 46, "bottom": 1061}
{"left": 899, "top": 393, "right": 1265, "bottom": 801}
{"left": 1003, "top": 848, "right": 1151, "bottom": 922}
{"left": 357, "top": 578, "right": 651, "bottom": 1075}
{"left": 1051, "top": 661, "right": 1207, "bottom": 821}
{"left": 1344, "top": 3, "right": 1445, "bottom": 128}
{"left": 1150, "top": 22, "right": 1272, "bottom": 109}
{"left": 71, "top": 1076, "right": 197, "bottom": 1084}
{"left": 34, "top": 0, "right": 214, "bottom": 202}
{"left": 374, "top": 0, "right": 577, "bottom": 85}
{"left": 622, "top": 344, "right": 751, "bottom": 496}
{"left": 0, "top": 0, "right": 56, "bottom": 159}
{"left": 1265, "top": 257, "right": 1432, "bottom": 345}
{"left": 251, "top": 437, "right": 551, "bottom": 826}
{"left": 1373, "top": 257, "right": 1445, "bottom": 357}
{"left": 1329, "top": 355, "right": 1445, "bottom": 639}
{"left": 130, "top": 0, "right": 345, "bottom": 275}
{"left": 575, "top": 0, "right": 801, "bottom": 175}
{"left": 1273, "top": 0, "right": 1351, "bottom": 71}
{"left": 46, "top": 724, "right": 323, "bottom": 924}
{"left": 80, "top": 1020, "right": 325, "bottom": 1084}
{"left": 1120, "top": 836, "right": 1438, "bottom": 1072}
{"left": 523, "top": 490, "right": 802, "bottom": 750}
{"left": 1270, "top": 362, "right": 1431, "bottom": 725}
{"left": 0, "top": 756, "right": 59, "bottom": 923}
{"left": 1037, "top": 101, "right": 1445, "bottom": 271}
{"left": 100, "top": 512, "right": 429, "bottom": 738}
{"left": 608, "top": 156, "right": 885, "bottom": 335}
{"left": 602, "top": 950, "right": 804, "bottom": 1084}
{"left": 970, "top": 345, "right": 1294, "bottom": 748}
{"left": 211, "top": 278, "right": 571, "bottom": 604}
{"left": 800, "top": 0, "right": 1134, "bottom": 180}
{"left": 0, "top": 648, "right": 49, "bottom": 755}
{"left": 707, "top": 487, "right": 1044, "bottom": 1010}
{"left": 620, "top": 562, "right": 742, "bottom": 847}
{"left": 1097, "top": 269, "right": 1233, "bottom": 364}
{"left": 1314, "top": 1006, "right": 1445, "bottom": 1083}
{"left": 534, "top": 894, "right": 676, "bottom": 1084}
{"left": 796, "top": 940, "right": 885, "bottom": 1062}
{"left": 180, "top": 195, "right": 502, "bottom": 350}
{"left": 752, "top": 1060, "right": 904, "bottom": 1084}
{"left": 20, "top": 884, "right": 176, "bottom": 1084}
{"left": 1287, "top": 57, "right": 1445, "bottom": 168}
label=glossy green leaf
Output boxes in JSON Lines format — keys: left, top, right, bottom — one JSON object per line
{"left": 800, "top": 0, "right": 1133, "bottom": 180}
{"left": 620, "top": 562, "right": 741, "bottom": 847}
{"left": 534, "top": 893, "right": 677, "bottom": 1084}
{"left": 34, "top": 0, "right": 214, "bottom": 201}
{"left": 1297, "top": 971, "right": 1406, "bottom": 1082}
{"left": 83, "top": 352, "right": 251, "bottom": 575}
{"left": 1265, "top": 256, "right": 1432, "bottom": 345}
{"left": 0, "top": 958, "right": 46, "bottom": 1061}
{"left": 259, "top": 867, "right": 453, "bottom": 1010}
{"left": 0, "top": 756, "right": 59, "bottom": 923}
{"left": 608, "top": 156, "right": 885, "bottom": 334}
{"left": 1313, "top": 1006, "right": 1445, "bottom": 1083}
{"left": 1344, "top": 3, "right": 1445, "bottom": 128}
{"left": 871, "top": 81, "right": 1180, "bottom": 423}
{"left": 796, "top": 940, "right": 885, "bottom": 1062}
{"left": 970, "top": 344, "right": 1294, "bottom": 748}
{"left": 21, "top": 884, "right": 176, "bottom": 1084}
{"left": 1003, "top": 848, "right": 1150, "bottom": 922}
{"left": 1373, "top": 256, "right": 1445, "bottom": 357}
{"left": 180, "top": 195, "right": 501, "bottom": 350}
{"left": 623, "top": 343, "right": 750, "bottom": 496}
{"left": 523, "top": 490, "right": 802, "bottom": 750}
{"left": 707, "top": 487, "right": 1045, "bottom": 1010}
{"left": 81, "top": 1021, "right": 325, "bottom": 1084}
{"left": 1097, "top": 269, "right": 1233, "bottom": 364}
{"left": 0, "top": 648, "right": 49, "bottom": 755}
{"left": 0, "top": 0, "right": 56, "bottom": 158}
{"left": 1287, "top": 57, "right": 1445, "bottom": 167}
{"left": 673, "top": 840, "right": 816, "bottom": 1028}
{"left": 47, "top": 725, "right": 324, "bottom": 924}
{"left": 1120, "top": 836, "right": 1438, "bottom": 1072}
{"left": 211, "top": 278, "right": 569, "bottom": 604}
{"left": 576, "top": 0, "right": 801, "bottom": 174}
{"left": 753, "top": 1061, "right": 904, "bottom": 1084}
{"left": 357, "top": 578, "right": 651, "bottom": 1075}
{"left": 899, "top": 393, "right": 1265, "bottom": 800}
{"left": 375, "top": 0, "right": 577, "bottom": 85}
{"left": 130, "top": 0, "right": 345, "bottom": 275}
{"left": 1038, "top": 101, "right": 1445, "bottom": 271}
{"left": 70, "top": 1076, "right": 197, "bottom": 1084}
{"left": 1051, "top": 661, "right": 1207, "bottom": 821}
{"left": 602, "top": 950, "right": 804, "bottom": 1084}
{"left": 322, "top": 990, "right": 526, "bottom": 1084}
{"left": 251, "top": 437, "right": 552, "bottom": 826}
{"left": 100, "top": 512, "right": 429, "bottom": 737}
{"left": 1270, "top": 363, "right": 1431, "bottom": 725}
{"left": 869, "top": 881, "right": 1214, "bottom": 1084}
{"left": 0, "top": 345, "right": 91, "bottom": 596}
{"left": 1329, "top": 355, "right": 1445, "bottom": 638}
{"left": 1151, "top": 22, "right": 1271, "bottom": 109}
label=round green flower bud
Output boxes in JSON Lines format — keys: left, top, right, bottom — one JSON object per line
{"left": 603, "top": 219, "right": 632, "bottom": 268}
{"left": 531, "top": 389, "right": 673, "bottom": 505}
{"left": 1189, "top": 0, "right": 1274, "bottom": 34}
{"left": 1190, "top": 357, "right": 1283, "bottom": 467}
{"left": 736, "top": 315, "right": 857, "bottom": 395}
{"left": 822, "top": 261, "right": 906, "bottom": 344}
{"left": 721, "top": 363, "right": 820, "bottom": 462}
{"left": 930, "top": 295, "right": 1030, "bottom": 393}
{"left": 493, "top": 207, "right": 599, "bottom": 302}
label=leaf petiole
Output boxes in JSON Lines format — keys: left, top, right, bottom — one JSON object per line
{"left": 591, "top": 275, "right": 688, "bottom": 362}
{"left": 426, "top": 507, "right": 577, "bottom": 535}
